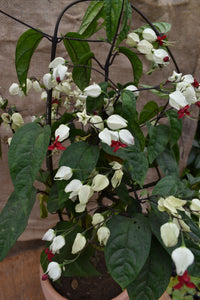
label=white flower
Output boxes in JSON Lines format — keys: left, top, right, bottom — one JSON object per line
{"left": 43, "top": 73, "right": 54, "bottom": 90}
{"left": 46, "top": 262, "right": 62, "bottom": 281}
{"left": 142, "top": 28, "right": 157, "bottom": 42}
{"left": 53, "top": 64, "right": 68, "bottom": 81}
{"left": 169, "top": 91, "right": 188, "bottom": 110}
{"left": 91, "top": 174, "right": 109, "bottom": 192}
{"left": 137, "top": 40, "right": 153, "bottom": 54}
{"left": 172, "top": 246, "right": 194, "bottom": 275}
{"left": 75, "top": 203, "right": 86, "bottom": 213}
{"left": 107, "top": 114, "right": 127, "bottom": 130}
{"left": 152, "top": 49, "right": 169, "bottom": 65}
{"left": 92, "top": 213, "right": 104, "bottom": 227}
{"left": 181, "top": 74, "right": 194, "bottom": 84}
{"left": 78, "top": 185, "right": 93, "bottom": 204}
{"left": 41, "top": 91, "right": 47, "bottom": 101}
{"left": 176, "top": 81, "right": 197, "bottom": 105}
{"left": 90, "top": 115, "right": 104, "bottom": 130}
{"left": 158, "top": 196, "right": 187, "bottom": 215}
{"left": 111, "top": 169, "right": 124, "bottom": 188}
{"left": 55, "top": 124, "right": 70, "bottom": 142}
{"left": 50, "top": 235, "right": 65, "bottom": 254}
{"left": 125, "top": 85, "right": 139, "bottom": 97}
{"left": 71, "top": 233, "right": 86, "bottom": 254}
{"left": 97, "top": 226, "right": 110, "bottom": 246}
{"left": 25, "top": 78, "right": 32, "bottom": 93}
{"left": 9, "top": 83, "right": 20, "bottom": 95}
{"left": 190, "top": 198, "right": 200, "bottom": 215}
{"left": 109, "top": 161, "right": 123, "bottom": 170}
{"left": 98, "top": 128, "right": 118, "bottom": 146}
{"left": 32, "top": 80, "right": 42, "bottom": 93}
{"left": 42, "top": 229, "right": 56, "bottom": 241}
{"left": 119, "top": 129, "right": 135, "bottom": 146}
{"left": 126, "top": 32, "right": 140, "bottom": 47}
{"left": 173, "top": 216, "right": 190, "bottom": 232}
{"left": 11, "top": 113, "right": 24, "bottom": 130}
{"left": 160, "top": 222, "right": 180, "bottom": 247}
{"left": 168, "top": 71, "right": 182, "bottom": 83}
{"left": 84, "top": 83, "right": 101, "bottom": 98}
{"left": 64, "top": 179, "right": 83, "bottom": 200}
{"left": 49, "top": 57, "right": 65, "bottom": 69}
{"left": 76, "top": 109, "right": 91, "bottom": 126}
{"left": 54, "top": 166, "right": 73, "bottom": 181}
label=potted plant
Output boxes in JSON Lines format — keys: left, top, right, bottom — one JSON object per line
{"left": 0, "top": 0, "right": 200, "bottom": 299}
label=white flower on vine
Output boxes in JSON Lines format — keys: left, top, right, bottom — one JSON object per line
{"left": 137, "top": 40, "right": 153, "bottom": 54}
{"left": 71, "top": 233, "right": 86, "bottom": 254}
{"left": 76, "top": 109, "right": 91, "bottom": 126}
{"left": 50, "top": 235, "right": 65, "bottom": 254}
{"left": 126, "top": 32, "right": 140, "bottom": 47}
{"left": 97, "top": 226, "right": 110, "bottom": 246}
{"left": 160, "top": 222, "right": 180, "bottom": 247}
{"left": 46, "top": 262, "right": 62, "bottom": 281}
{"left": 84, "top": 83, "right": 101, "bottom": 98}
{"left": 54, "top": 166, "right": 73, "bottom": 181}
{"left": 107, "top": 114, "right": 128, "bottom": 130}
{"left": 55, "top": 124, "right": 70, "bottom": 142}
{"left": 91, "top": 174, "right": 109, "bottom": 192}
{"left": 172, "top": 246, "right": 194, "bottom": 275}
{"left": 49, "top": 57, "right": 65, "bottom": 69}
{"left": 142, "top": 28, "right": 157, "bottom": 42}
{"left": 42, "top": 229, "right": 56, "bottom": 241}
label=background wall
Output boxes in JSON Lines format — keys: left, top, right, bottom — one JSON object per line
{"left": 0, "top": 0, "right": 199, "bottom": 241}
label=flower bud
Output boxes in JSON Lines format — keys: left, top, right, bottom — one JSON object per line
{"left": 107, "top": 114, "right": 127, "bottom": 130}
{"left": 32, "top": 80, "right": 42, "bottom": 93}
{"left": 84, "top": 83, "right": 101, "bottom": 98}
{"left": 26, "top": 78, "right": 32, "bottom": 93}
{"left": 111, "top": 169, "right": 124, "bottom": 188}
{"left": 125, "top": 85, "right": 139, "bottom": 97}
{"left": 50, "top": 235, "right": 65, "bottom": 254}
{"left": 9, "top": 83, "right": 20, "bottom": 95}
{"left": 119, "top": 129, "right": 135, "bottom": 146}
{"left": 126, "top": 32, "right": 140, "bottom": 47}
{"left": 142, "top": 28, "right": 157, "bottom": 42}
{"left": 91, "top": 174, "right": 109, "bottom": 192}
{"left": 169, "top": 91, "right": 188, "bottom": 110}
{"left": 75, "top": 203, "right": 86, "bottom": 213}
{"left": 190, "top": 198, "right": 200, "bottom": 215}
{"left": 172, "top": 246, "right": 194, "bottom": 275}
{"left": 41, "top": 91, "right": 47, "bottom": 101}
{"left": 97, "top": 226, "right": 110, "bottom": 246}
{"left": 71, "top": 233, "right": 86, "bottom": 254}
{"left": 90, "top": 115, "right": 104, "bottom": 130}
{"left": 78, "top": 185, "right": 93, "bottom": 204}
{"left": 42, "top": 229, "right": 56, "bottom": 241}
{"left": 137, "top": 40, "right": 153, "bottom": 54}
{"left": 160, "top": 222, "right": 180, "bottom": 247}
{"left": 43, "top": 73, "right": 54, "bottom": 90}
{"left": 92, "top": 213, "right": 104, "bottom": 227}
{"left": 46, "top": 262, "right": 62, "bottom": 281}
{"left": 11, "top": 113, "right": 24, "bottom": 128}
{"left": 55, "top": 124, "right": 70, "bottom": 142}
{"left": 54, "top": 166, "right": 73, "bottom": 181}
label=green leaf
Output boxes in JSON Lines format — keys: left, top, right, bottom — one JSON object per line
{"left": 152, "top": 175, "right": 178, "bottom": 197}
{"left": 121, "top": 90, "right": 145, "bottom": 150}
{"left": 103, "top": 0, "right": 124, "bottom": 42}
{"left": 116, "top": 0, "right": 132, "bottom": 47}
{"left": 105, "top": 214, "right": 151, "bottom": 289}
{"left": 139, "top": 101, "right": 159, "bottom": 124}
{"left": 165, "top": 110, "right": 182, "bottom": 147}
{"left": 59, "top": 141, "right": 100, "bottom": 181}
{"left": 0, "top": 187, "right": 36, "bottom": 261}
{"left": 156, "top": 147, "right": 179, "bottom": 177}
{"left": 147, "top": 123, "right": 169, "bottom": 164}
{"left": 186, "top": 240, "right": 200, "bottom": 277}
{"left": 118, "top": 47, "right": 143, "bottom": 85}
{"left": 15, "top": 29, "right": 43, "bottom": 94}
{"left": 8, "top": 123, "right": 51, "bottom": 203}
{"left": 127, "top": 236, "right": 171, "bottom": 300}
{"left": 79, "top": 1, "right": 104, "bottom": 38}
{"left": 134, "top": 22, "right": 171, "bottom": 35}
{"left": 72, "top": 51, "right": 94, "bottom": 90}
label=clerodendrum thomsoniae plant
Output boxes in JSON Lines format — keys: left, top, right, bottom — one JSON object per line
{"left": 0, "top": 0, "right": 200, "bottom": 298}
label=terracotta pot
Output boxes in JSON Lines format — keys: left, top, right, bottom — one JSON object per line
{"left": 40, "top": 265, "right": 129, "bottom": 300}
{"left": 40, "top": 266, "right": 170, "bottom": 300}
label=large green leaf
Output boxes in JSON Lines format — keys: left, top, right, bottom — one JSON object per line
{"left": 127, "top": 236, "right": 171, "bottom": 300}
{"left": 134, "top": 22, "right": 171, "bottom": 35}
{"left": 105, "top": 214, "right": 151, "bottom": 289}
{"left": 139, "top": 101, "right": 159, "bottom": 125}
{"left": 118, "top": 47, "right": 143, "bottom": 85}
{"left": 152, "top": 175, "right": 178, "bottom": 197}
{"left": 72, "top": 51, "right": 94, "bottom": 90}
{"left": 15, "top": 29, "right": 43, "bottom": 94}
{"left": 8, "top": 123, "right": 51, "bottom": 203}
{"left": 116, "top": 0, "right": 132, "bottom": 47}
{"left": 63, "top": 32, "right": 92, "bottom": 90}
{"left": 79, "top": 1, "right": 104, "bottom": 38}
{"left": 156, "top": 147, "right": 179, "bottom": 177}
{"left": 165, "top": 110, "right": 182, "bottom": 147}
{"left": 0, "top": 187, "right": 36, "bottom": 261}
{"left": 103, "top": 0, "right": 124, "bottom": 42}
{"left": 186, "top": 240, "right": 200, "bottom": 277}
{"left": 147, "top": 123, "right": 169, "bottom": 164}
{"left": 59, "top": 141, "right": 100, "bottom": 181}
